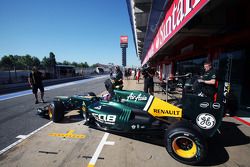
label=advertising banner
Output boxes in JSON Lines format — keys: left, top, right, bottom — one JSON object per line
{"left": 120, "top": 36, "right": 128, "bottom": 44}
{"left": 120, "top": 36, "right": 128, "bottom": 48}
{"left": 142, "top": 0, "right": 210, "bottom": 65}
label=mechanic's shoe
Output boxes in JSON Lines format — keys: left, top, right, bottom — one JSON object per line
{"left": 35, "top": 100, "right": 39, "bottom": 104}
{"left": 41, "top": 99, "right": 45, "bottom": 103}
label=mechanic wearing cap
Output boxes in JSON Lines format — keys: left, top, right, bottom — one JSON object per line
{"left": 196, "top": 61, "right": 217, "bottom": 98}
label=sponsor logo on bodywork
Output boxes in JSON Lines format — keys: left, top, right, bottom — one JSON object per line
{"left": 127, "top": 93, "right": 147, "bottom": 101}
{"left": 196, "top": 113, "right": 216, "bottom": 129}
{"left": 94, "top": 106, "right": 102, "bottom": 110}
{"left": 200, "top": 102, "right": 209, "bottom": 108}
{"left": 145, "top": 96, "right": 182, "bottom": 118}
{"left": 153, "top": 109, "right": 181, "bottom": 116}
{"left": 212, "top": 103, "right": 220, "bottom": 109}
{"left": 131, "top": 124, "right": 145, "bottom": 130}
{"left": 131, "top": 125, "right": 136, "bottom": 129}
{"left": 91, "top": 113, "right": 116, "bottom": 125}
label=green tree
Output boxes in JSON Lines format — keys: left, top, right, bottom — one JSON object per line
{"left": 49, "top": 52, "right": 57, "bottom": 78}
{"left": 72, "top": 61, "right": 78, "bottom": 67}
{"left": 41, "top": 56, "right": 50, "bottom": 70}
{"left": 0, "top": 55, "right": 14, "bottom": 83}
{"left": 32, "top": 56, "right": 41, "bottom": 67}
{"left": 79, "top": 62, "right": 89, "bottom": 68}
{"left": 14, "top": 55, "right": 24, "bottom": 69}
{"left": 62, "top": 60, "right": 71, "bottom": 65}
{"left": 84, "top": 62, "right": 89, "bottom": 68}
{"left": 20, "top": 54, "right": 33, "bottom": 70}
{"left": 10, "top": 55, "right": 19, "bottom": 81}
{"left": 91, "top": 63, "right": 99, "bottom": 68}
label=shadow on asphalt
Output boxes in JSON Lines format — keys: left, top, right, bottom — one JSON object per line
{"left": 38, "top": 110, "right": 84, "bottom": 124}
{"left": 90, "top": 120, "right": 250, "bottom": 166}
{"left": 199, "top": 121, "right": 250, "bottom": 166}
{"left": 61, "top": 114, "right": 83, "bottom": 124}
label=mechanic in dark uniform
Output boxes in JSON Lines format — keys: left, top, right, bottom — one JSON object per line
{"left": 104, "top": 66, "right": 123, "bottom": 100}
{"left": 196, "top": 61, "right": 217, "bottom": 98}
{"left": 28, "top": 66, "right": 45, "bottom": 104}
{"left": 142, "top": 66, "right": 154, "bottom": 95}
{"left": 113, "top": 66, "right": 123, "bottom": 88}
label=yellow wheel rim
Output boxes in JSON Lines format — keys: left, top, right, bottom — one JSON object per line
{"left": 172, "top": 136, "right": 197, "bottom": 159}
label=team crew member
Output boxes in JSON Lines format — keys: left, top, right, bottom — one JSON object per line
{"left": 196, "top": 61, "right": 217, "bottom": 97}
{"left": 28, "top": 66, "right": 45, "bottom": 104}
{"left": 104, "top": 66, "right": 124, "bottom": 100}
{"left": 142, "top": 66, "right": 154, "bottom": 95}
{"left": 113, "top": 66, "right": 123, "bottom": 88}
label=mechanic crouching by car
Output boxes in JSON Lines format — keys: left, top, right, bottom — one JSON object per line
{"left": 104, "top": 66, "right": 123, "bottom": 101}
{"left": 193, "top": 61, "right": 217, "bottom": 98}
{"left": 112, "top": 66, "right": 123, "bottom": 90}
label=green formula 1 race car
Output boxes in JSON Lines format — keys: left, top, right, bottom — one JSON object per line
{"left": 37, "top": 78, "right": 230, "bottom": 165}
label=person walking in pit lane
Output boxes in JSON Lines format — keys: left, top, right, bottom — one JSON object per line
{"left": 28, "top": 66, "right": 45, "bottom": 104}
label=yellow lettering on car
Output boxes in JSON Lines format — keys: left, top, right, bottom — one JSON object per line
{"left": 147, "top": 97, "right": 182, "bottom": 118}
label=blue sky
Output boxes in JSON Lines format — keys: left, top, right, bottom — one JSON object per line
{"left": 0, "top": 0, "right": 140, "bottom": 66}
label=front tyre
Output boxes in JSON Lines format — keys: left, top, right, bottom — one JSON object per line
{"left": 48, "top": 101, "right": 65, "bottom": 123}
{"left": 164, "top": 121, "right": 207, "bottom": 165}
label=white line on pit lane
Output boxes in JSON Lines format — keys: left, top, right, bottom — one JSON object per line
{"left": 0, "top": 121, "right": 53, "bottom": 155}
{"left": 0, "top": 75, "right": 109, "bottom": 101}
{"left": 87, "top": 132, "right": 115, "bottom": 167}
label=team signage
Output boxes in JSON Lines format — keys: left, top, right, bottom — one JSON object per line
{"left": 142, "top": 0, "right": 210, "bottom": 65}
{"left": 120, "top": 36, "right": 128, "bottom": 44}
{"left": 120, "top": 35, "right": 128, "bottom": 66}
{"left": 144, "top": 96, "right": 182, "bottom": 118}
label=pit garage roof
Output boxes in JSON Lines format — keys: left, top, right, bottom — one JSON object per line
{"left": 126, "top": 0, "right": 170, "bottom": 64}
{"left": 127, "top": 0, "right": 250, "bottom": 66}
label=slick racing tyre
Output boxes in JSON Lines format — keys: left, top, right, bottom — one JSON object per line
{"left": 164, "top": 121, "right": 207, "bottom": 165}
{"left": 48, "top": 101, "right": 65, "bottom": 123}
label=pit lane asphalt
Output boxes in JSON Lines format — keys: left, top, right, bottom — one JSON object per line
{"left": 0, "top": 77, "right": 250, "bottom": 167}
{"left": 0, "top": 75, "right": 109, "bottom": 151}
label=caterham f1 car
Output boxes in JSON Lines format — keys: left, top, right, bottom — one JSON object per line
{"left": 37, "top": 78, "right": 230, "bottom": 165}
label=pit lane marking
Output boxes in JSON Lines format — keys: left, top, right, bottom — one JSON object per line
{"left": 0, "top": 121, "right": 53, "bottom": 155}
{"left": 48, "top": 130, "right": 86, "bottom": 139}
{"left": 233, "top": 116, "right": 250, "bottom": 126}
{"left": 87, "top": 132, "right": 115, "bottom": 167}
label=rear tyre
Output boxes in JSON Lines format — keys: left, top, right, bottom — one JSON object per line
{"left": 164, "top": 121, "right": 207, "bottom": 165}
{"left": 48, "top": 101, "right": 65, "bottom": 123}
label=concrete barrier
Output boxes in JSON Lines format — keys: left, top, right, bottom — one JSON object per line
{"left": 0, "top": 76, "right": 89, "bottom": 95}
